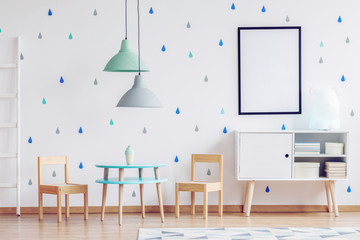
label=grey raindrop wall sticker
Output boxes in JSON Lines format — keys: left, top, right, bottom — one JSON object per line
{"left": 143, "top": 127, "right": 147, "bottom": 134}
{"left": 207, "top": 169, "right": 211, "bottom": 176}
{"left": 195, "top": 125, "right": 199, "bottom": 132}
{"left": 319, "top": 57, "right": 323, "bottom": 64}
{"left": 204, "top": 75, "right": 208, "bottom": 82}
{"left": 350, "top": 110, "right": 354, "bottom": 117}
{"left": 38, "top": 32, "right": 42, "bottom": 39}
{"left": 346, "top": 36, "right": 350, "bottom": 43}
{"left": 52, "top": 170, "right": 56, "bottom": 177}
{"left": 93, "top": 9, "right": 97, "bottom": 16}
{"left": 20, "top": 53, "right": 24, "bottom": 60}
{"left": 286, "top": 16, "right": 290, "bottom": 22}
{"left": 132, "top": 190, "right": 136, "bottom": 197}
{"left": 187, "top": 21, "right": 191, "bottom": 28}
{"left": 56, "top": 127, "right": 60, "bottom": 134}
{"left": 94, "top": 78, "right": 98, "bottom": 85}
{"left": 28, "top": 179, "right": 32, "bottom": 185}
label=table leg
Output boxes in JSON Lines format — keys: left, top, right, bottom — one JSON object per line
{"left": 245, "top": 180, "right": 255, "bottom": 217}
{"left": 119, "top": 169, "right": 124, "bottom": 225}
{"left": 101, "top": 168, "right": 109, "bottom": 221}
{"left": 325, "top": 181, "right": 333, "bottom": 213}
{"left": 139, "top": 168, "right": 145, "bottom": 218}
{"left": 154, "top": 167, "right": 165, "bottom": 223}
{"left": 329, "top": 180, "right": 339, "bottom": 217}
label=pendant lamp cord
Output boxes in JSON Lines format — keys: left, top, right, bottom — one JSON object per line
{"left": 125, "top": 0, "right": 128, "bottom": 40}
{"left": 137, "top": 0, "right": 141, "bottom": 75}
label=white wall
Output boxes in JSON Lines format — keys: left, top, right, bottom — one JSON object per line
{"left": 0, "top": 0, "right": 359, "bottom": 208}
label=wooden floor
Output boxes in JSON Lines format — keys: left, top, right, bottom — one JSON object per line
{"left": 1, "top": 212, "right": 360, "bottom": 239}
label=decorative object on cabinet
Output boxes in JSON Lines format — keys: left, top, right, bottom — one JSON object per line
{"left": 235, "top": 130, "right": 348, "bottom": 217}
{"left": 238, "top": 27, "right": 301, "bottom": 115}
{"left": 38, "top": 156, "right": 88, "bottom": 223}
{"left": 125, "top": 145, "right": 134, "bottom": 165}
{"left": 175, "top": 154, "right": 223, "bottom": 219}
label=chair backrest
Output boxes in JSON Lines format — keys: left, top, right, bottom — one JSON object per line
{"left": 191, "top": 154, "right": 223, "bottom": 182}
{"left": 38, "top": 156, "right": 69, "bottom": 185}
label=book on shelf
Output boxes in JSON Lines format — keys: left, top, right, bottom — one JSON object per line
{"left": 295, "top": 142, "right": 320, "bottom": 146}
{"left": 325, "top": 162, "right": 346, "bottom": 166}
{"left": 294, "top": 151, "right": 320, "bottom": 155}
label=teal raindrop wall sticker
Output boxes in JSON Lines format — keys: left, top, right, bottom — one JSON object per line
{"left": 219, "top": 39, "right": 223, "bottom": 46}
{"left": 20, "top": 53, "right": 24, "bottom": 60}
{"left": 320, "top": 41, "right": 324, "bottom": 47}
{"left": 195, "top": 125, "right": 199, "bottom": 132}
{"left": 0, "top": 28, "right": 2, "bottom": 33}
{"left": 175, "top": 156, "right": 179, "bottom": 163}
{"left": 60, "top": 76, "right": 64, "bottom": 83}
{"left": 94, "top": 78, "right": 98, "bottom": 85}
{"left": 338, "top": 16, "right": 342, "bottom": 23}
{"left": 261, "top": 6, "right": 266, "bottom": 13}
{"left": 161, "top": 45, "right": 166, "bottom": 52}
{"left": 93, "top": 9, "right": 97, "bottom": 16}
{"left": 79, "top": 127, "right": 83, "bottom": 134}
{"left": 286, "top": 16, "right": 290, "bottom": 22}
{"left": 38, "top": 32, "right": 42, "bottom": 39}
{"left": 346, "top": 37, "right": 350, "bottom": 43}
{"left": 69, "top": 33, "right": 73, "bottom": 40}
{"left": 176, "top": 107, "right": 180, "bottom": 114}
{"left": 231, "top": 3, "right": 235, "bottom": 10}
{"left": 143, "top": 127, "right": 147, "bottom": 134}
{"left": 149, "top": 7, "right": 153, "bottom": 14}
{"left": 42, "top": 98, "right": 46, "bottom": 104}
{"left": 281, "top": 124, "right": 286, "bottom": 130}
{"left": 28, "top": 179, "right": 32, "bottom": 185}
{"left": 110, "top": 119, "right": 114, "bottom": 125}
{"left": 341, "top": 75, "right": 345, "bottom": 82}
{"left": 56, "top": 127, "right": 60, "bottom": 134}
{"left": 347, "top": 186, "right": 351, "bottom": 192}
{"left": 223, "top": 127, "right": 227, "bottom": 134}
{"left": 28, "top": 137, "right": 32, "bottom": 143}
{"left": 319, "top": 57, "right": 323, "bottom": 64}
{"left": 220, "top": 108, "right": 225, "bottom": 114}
{"left": 79, "top": 162, "right": 83, "bottom": 169}
{"left": 48, "top": 9, "right": 52, "bottom": 16}
{"left": 265, "top": 186, "right": 270, "bottom": 193}
{"left": 350, "top": 110, "right": 354, "bottom": 117}
{"left": 132, "top": 190, "right": 136, "bottom": 197}
{"left": 207, "top": 169, "right": 211, "bottom": 176}
{"left": 52, "top": 170, "right": 56, "bottom": 177}
{"left": 187, "top": 21, "right": 191, "bottom": 28}
{"left": 204, "top": 75, "right": 208, "bottom": 82}
{"left": 189, "top": 51, "right": 193, "bottom": 58}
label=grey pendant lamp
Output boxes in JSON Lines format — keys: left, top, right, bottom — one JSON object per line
{"left": 117, "top": 0, "right": 162, "bottom": 108}
{"left": 104, "top": 0, "right": 149, "bottom": 72}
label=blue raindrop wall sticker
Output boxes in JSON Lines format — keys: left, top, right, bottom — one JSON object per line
{"left": 143, "top": 127, "right": 147, "bottom": 134}
{"left": 219, "top": 39, "right": 223, "bottom": 46}
{"left": 319, "top": 57, "right": 323, "bottom": 64}
{"left": 223, "top": 127, "right": 227, "bottom": 134}
{"left": 189, "top": 51, "right": 193, "bottom": 58}
{"left": 28, "top": 137, "right": 32, "bottom": 143}
{"left": 350, "top": 110, "right": 354, "bottom": 117}
{"left": 261, "top": 6, "right": 266, "bottom": 12}
{"left": 161, "top": 45, "right": 166, "bottom": 52}
{"left": 28, "top": 179, "right": 32, "bottom": 185}
{"left": 346, "top": 37, "right": 350, "bottom": 43}
{"left": 265, "top": 186, "right": 270, "bottom": 193}
{"left": 48, "top": 9, "right": 52, "bottom": 16}
{"left": 204, "top": 75, "right": 208, "bottom": 82}
{"left": 69, "top": 33, "right": 73, "bottom": 40}
{"left": 79, "top": 127, "right": 83, "bottom": 134}
{"left": 207, "top": 169, "right": 211, "bottom": 176}
{"left": 221, "top": 108, "right": 225, "bottom": 114}
{"left": 42, "top": 98, "right": 46, "bottom": 104}
{"left": 93, "top": 9, "right": 97, "bottom": 16}
{"left": 286, "top": 16, "right": 290, "bottom": 22}
{"left": 38, "top": 32, "right": 42, "bottom": 39}
{"left": 176, "top": 107, "right": 180, "bottom": 114}
{"left": 56, "top": 127, "right": 60, "bottom": 134}
{"left": 320, "top": 41, "right": 324, "bottom": 47}
{"left": 187, "top": 21, "right": 191, "bottom": 28}
{"left": 341, "top": 75, "right": 345, "bottom": 82}
{"left": 94, "top": 78, "right": 98, "bottom": 85}
{"left": 175, "top": 156, "right": 179, "bottom": 163}
{"left": 60, "top": 76, "right": 64, "bottom": 83}
{"left": 338, "top": 16, "right": 342, "bottom": 23}
{"left": 195, "top": 125, "right": 199, "bottom": 132}
{"left": 132, "top": 190, "right": 136, "bottom": 197}
{"left": 281, "top": 124, "right": 286, "bottom": 130}
{"left": 347, "top": 186, "right": 351, "bottom": 193}
{"left": 79, "top": 162, "right": 83, "bottom": 169}
{"left": 149, "top": 7, "right": 153, "bottom": 14}
{"left": 20, "top": 53, "right": 24, "bottom": 60}
{"left": 231, "top": 3, "right": 235, "bottom": 10}
{"left": 110, "top": 119, "right": 114, "bottom": 125}
{"left": 52, "top": 170, "right": 56, "bottom": 177}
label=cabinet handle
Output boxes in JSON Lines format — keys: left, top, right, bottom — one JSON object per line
{"left": 285, "top": 154, "right": 289, "bottom": 158}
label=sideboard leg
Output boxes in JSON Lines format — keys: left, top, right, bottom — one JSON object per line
{"left": 245, "top": 180, "right": 255, "bottom": 217}
{"left": 243, "top": 181, "right": 250, "bottom": 213}
{"left": 329, "top": 180, "right": 339, "bottom": 217}
{"left": 324, "top": 181, "right": 333, "bottom": 213}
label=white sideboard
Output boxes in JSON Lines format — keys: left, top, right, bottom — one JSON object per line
{"left": 235, "top": 130, "right": 349, "bottom": 217}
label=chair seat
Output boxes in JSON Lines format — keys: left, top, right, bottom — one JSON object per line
{"left": 40, "top": 183, "right": 87, "bottom": 195}
{"left": 176, "top": 181, "right": 222, "bottom": 192}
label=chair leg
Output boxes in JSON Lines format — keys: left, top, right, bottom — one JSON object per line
{"left": 175, "top": 183, "right": 180, "bottom": 218}
{"left": 218, "top": 189, "right": 223, "bottom": 216}
{"left": 65, "top": 194, "right": 70, "bottom": 218}
{"left": 57, "top": 190, "right": 62, "bottom": 223}
{"left": 203, "top": 187, "right": 208, "bottom": 219}
{"left": 191, "top": 192, "right": 195, "bottom": 215}
{"left": 84, "top": 188, "right": 89, "bottom": 220}
{"left": 38, "top": 192, "right": 43, "bottom": 220}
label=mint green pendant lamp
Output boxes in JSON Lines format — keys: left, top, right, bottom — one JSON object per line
{"left": 104, "top": 0, "right": 149, "bottom": 72}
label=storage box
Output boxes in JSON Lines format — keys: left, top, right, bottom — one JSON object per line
{"left": 325, "top": 142, "right": 344, "bottom": 155}
{"left": 294, "top": 162, "right": 320, "bottom": 178}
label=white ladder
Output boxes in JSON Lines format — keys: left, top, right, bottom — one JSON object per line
{"left": 0, "top": 37, "right": 21, "bottom": 216}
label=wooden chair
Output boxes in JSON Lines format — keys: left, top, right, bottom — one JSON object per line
{"left": 38, "top": 156, "right": 88, "bottom": 223}
{"left": 175, "top": 154, "right": 223, "bottom": 219}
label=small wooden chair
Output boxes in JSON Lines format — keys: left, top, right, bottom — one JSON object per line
{"left": 38, "top": 156, "right": 88, "bottom": 222}
{"left": 175, "top": 154, "right": 223, "bottom": 219}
